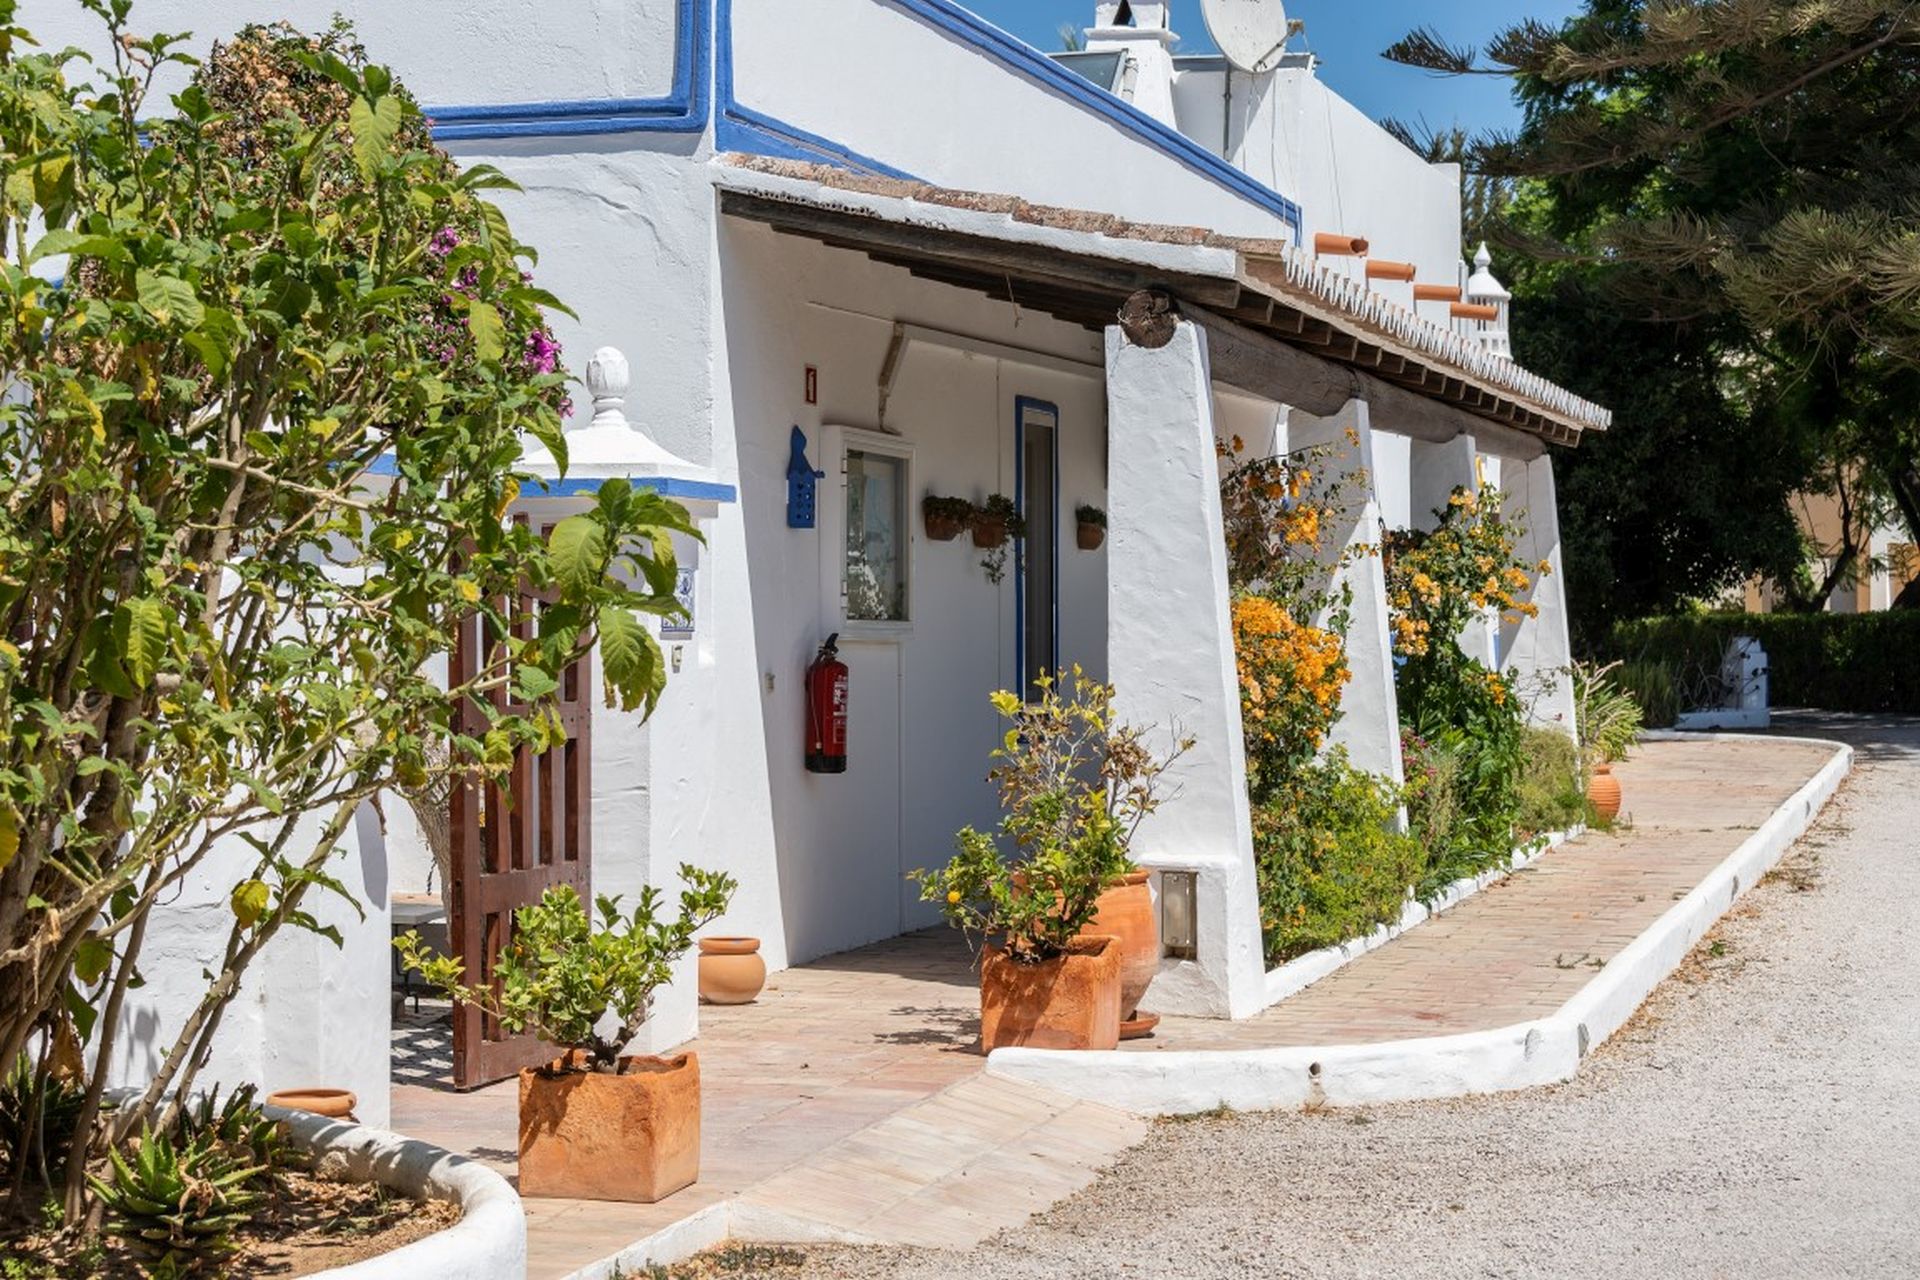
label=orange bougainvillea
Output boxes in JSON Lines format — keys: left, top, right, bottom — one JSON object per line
{"left": 1232, "top": 594, "right": 1350, "bottom": 798}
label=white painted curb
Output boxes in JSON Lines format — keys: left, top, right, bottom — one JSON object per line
{"left": 268, "top": 1107, "right": 527, "bottom": 1280}
{"left": 988, "top": 736, "right": 1853, "bottom": 1115}
{"left": 1262, "top": 825, "right": 1584, "bottom": 1008}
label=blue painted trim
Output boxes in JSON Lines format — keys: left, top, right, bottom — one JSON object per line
{"left": 713, "top": 0, "right": 920, "bottom": 179}
{"left": 365, "top": 454, "right": 736, "bottom": 502}
{"left": 884, "top": 0, "right": 1303, "bottom": 240}
{"left": 425, "top": 0, "right": 711, "bottom": 141}
{"left": 1013, "top": 396, "right": 1061, "bottom": 699}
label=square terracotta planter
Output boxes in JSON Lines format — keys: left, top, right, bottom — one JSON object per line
{"left": 979, "top": 935, "right": 1121, "bottom": 1052}
{"left": 517, "top": 1050, "right": 699, "bottom": 1203}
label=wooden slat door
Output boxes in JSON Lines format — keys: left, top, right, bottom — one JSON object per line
{"left": 447, "top": 555, "right": 593, "bottom": 1089}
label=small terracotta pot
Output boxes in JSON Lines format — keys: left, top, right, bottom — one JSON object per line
{"left": 266, "top": 1088, "right": 358, "bottom": 1122}
{"left": 518, "top": 1051, "right": 700, "bottom": 1203}
{"left": 924, "top": 510, "right": 967, "bottom": 542}
{"left": 972, "top": 517, "right": 1008, "bottom": 549}
{"left": 697, "top": 936, "right": 766, "bottom": 1005}
{"left": 1082, "top": 871, "right": 1157, "bottom": 1026}
{"left": 1588, "top": 764, "right": 1622, "bottom": 821}
{"left": 1076, "top": 522, "right": 1105, "bottom": 551}
{"left": 979, "top": 935, "right": 1121, "bottom": 1053}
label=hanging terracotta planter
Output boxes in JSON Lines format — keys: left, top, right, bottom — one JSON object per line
{"left": 922, "top": 496, "right": 973, "bottom": 543}
{"left": 1080, "top": 871, "right": 1157, "bottom": 1039}
{"left": 979, "top": 935, "right": 1121, "bottom": 1053}
{"left": 1076, "top": 522, "right": 1106, "bottom": 551}
{"left": 518, "top": 1051, "right": 700, "bottom": 1203}
{"left": 697, "top": 936, "right": 766, "bottom": 1005}
{"left": 1588, "top": 764, "right": 1623, "bottom": 821}
{"left": 972, "top": 516, "right": 1009, "bottom": 548}
{"left": 266, "top": 1088, "right": 358, "bottom": 1122}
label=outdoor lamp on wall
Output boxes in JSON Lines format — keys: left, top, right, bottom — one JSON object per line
{"left": 1160, "top": 870, "right": 1197, "bottom": 960}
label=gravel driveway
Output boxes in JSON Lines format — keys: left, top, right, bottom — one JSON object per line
{"left": 782, "top": 714, "right": 1919, "bottom": 1280}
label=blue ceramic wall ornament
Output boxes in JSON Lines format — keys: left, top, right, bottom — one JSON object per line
{"left": 787, "top": 425, "right": 823, "bottom": 528}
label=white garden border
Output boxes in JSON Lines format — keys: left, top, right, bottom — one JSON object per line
{"left": 1262, "top": 824, "right": 1585, "bottom": 1008}
{"left": 989, "top": 734, "right": 1853, "bottom": 1115}
{"left": 267, "top": 1106, "right": 526, "bottom": 1280}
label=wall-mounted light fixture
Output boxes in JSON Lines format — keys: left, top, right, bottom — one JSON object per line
{"left": 1160, "top": 870, "right": 1198, "bottom": 960}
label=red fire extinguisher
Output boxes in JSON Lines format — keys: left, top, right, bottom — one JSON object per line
{"left": 805, "top": 633, "right": 848, "bottom": 774}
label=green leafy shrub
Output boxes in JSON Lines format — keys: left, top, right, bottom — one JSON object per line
{"left": 171, "top": 1085, "right": 285, "bottom": 1186}
{"left": 1401, "top": 729, "right": 1463, "bottom": 858}
{"left": 1607, "top": 611, "right": 1920, "bottom": 714}
{"left": 1614, "top": 659, "right": 1681, "bottom": 728}
{"left": 1515, "top": 727, "right": 1585, "bottom": 838}
{"left": 1573, "top": 660, "right": 1645, "bottom": 764}
{"left": 1254, "top": 750, "right": 1422, "bottom": 963}
{"left": 397, "top": 870, "right": 735, "bottom": 1073}
{"left": 91, "top": 1128, "right": 264, "bottom": 1272}
{"left": 912, "top": 670, "right": 1189, "bottom": 963}
{"left": 0, "top": 1055, "right": 86, "bottom": 1189}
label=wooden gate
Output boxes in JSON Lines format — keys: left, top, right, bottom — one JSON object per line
{"left": 447, "top": 560, "right": 592, "bottom": 1089}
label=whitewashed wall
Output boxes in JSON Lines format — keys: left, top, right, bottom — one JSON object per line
{"left": 726, "top": 0, "right": 1302, "bottom": 240}
{"left": 714, "top": 218, "right": 1113, "bottom": 962}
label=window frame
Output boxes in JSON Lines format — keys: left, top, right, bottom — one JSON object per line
{"left": 823, "top": 425, "right": 916, "bottom": 642}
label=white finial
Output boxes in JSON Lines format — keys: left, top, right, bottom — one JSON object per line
{"left": 1473, "top": 242, "right": 1492, "bottom": 272}
{"left": 586, "top": 347, "right": 631, "bottom": 429}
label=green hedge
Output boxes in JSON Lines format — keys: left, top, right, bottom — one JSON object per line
{"left": 1605, "top": 611, "right": 1920, "bottom": 714}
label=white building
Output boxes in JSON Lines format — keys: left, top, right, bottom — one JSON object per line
{"left": 26, "top": 0, "right": 1608, "bottom": 1121}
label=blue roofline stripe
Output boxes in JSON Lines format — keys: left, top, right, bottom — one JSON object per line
{"left": 364, "top": 454, "right": 735, "bottom": 503}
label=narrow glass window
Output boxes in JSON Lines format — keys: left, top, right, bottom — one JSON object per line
{"left": 845, "top": 448, "right": 908, "bottom": 623}
{"left": 1019, "top": 402, "right": 1058, "bottom": 698}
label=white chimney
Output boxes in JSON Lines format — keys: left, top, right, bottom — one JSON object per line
{"left": 1085, "top": 2, "right": 1180, "bottom": 128}
{"left": 1464, "top": 243, "right": 1513, "bottom": 360}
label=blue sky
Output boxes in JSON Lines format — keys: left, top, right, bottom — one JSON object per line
{"left": 960, "top": 1, "right": 1585, "bottom": 137}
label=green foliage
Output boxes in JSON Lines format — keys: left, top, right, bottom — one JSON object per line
{"left": 974, "top": 493, "right": 1025, "bottom": 584}
{"left": 1401, "top": 729, "right": 1462, "bottom": 866}
{"left": 912, "top": 670, "right": 1189, "bottom": 964}
{"left": 90, "top": 1127, "right": 264, "bottom": 1272}
{"left": 1073, "top": 504, "right": 1106, "bottom": 528}
{"left": 0, "top": 1054, "right": 86, "bottom": 1188}
{"left": 398, "top": 871, "right": 734, "bottom": 1073}
{"left": 1253, "top": 750, "right": 1421, "bottom": 964}
{"left": 0, "top": 9, "right": 696, "bottom": 1169}
{"left": 170, "top": 1085, "right": 284, "bottom": 1184}
{"left": 1607, "top": 611, "right": 1920, "bottom": 714}
{"left": 1573, "top": 659, "right": 1644, "bottom": 765}
{"left": 1614, "top": 659, "right": 1680, "bottom": 729}
{"left": 1515, "top": 727, "right": 1585, "bottom": 839}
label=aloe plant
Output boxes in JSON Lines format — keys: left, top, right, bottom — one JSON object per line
{"left": 91, "top": 1127, "right": 265, "bottom": 1271}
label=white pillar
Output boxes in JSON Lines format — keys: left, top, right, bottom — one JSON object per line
{"left": 1500, "top": 454, "right": 1578, "bottom": 736}
{"left": 1105, "top": 322, "right": 1266, "bottom": 1019}
{"left": 1288, "top": 400, "right": 1405, "bottom": 788}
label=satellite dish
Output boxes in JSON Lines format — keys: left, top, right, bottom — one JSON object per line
{"left": 1200, "top": 0, "right": 1291, "bottom": 75}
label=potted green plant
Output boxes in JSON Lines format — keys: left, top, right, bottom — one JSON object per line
{"left": 395, "top": 866, "right": 735, "bottom": 1203}
{"left": 973, "top": 493, "right": 1025, "bottom": 584}
{"left": 922, "top": 494, "right": 975, "bottom": 542}
{"left": 912, "top": 670, "right": 1189, "bottom": 1052}
{"left": 1074, "top": 504, "right": 1107, "bottom": 551}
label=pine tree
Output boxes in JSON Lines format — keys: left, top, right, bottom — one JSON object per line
{"left": 1389, "top": 1, "right": 1920, "bottom": 609}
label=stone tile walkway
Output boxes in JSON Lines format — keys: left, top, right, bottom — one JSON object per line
{"left": 1129, "top": 734, "right": 1840, "bottom": 1050}
{"left": 392, "top": 933, "right": 1145, "bottom": 1278}
{"left": 389, "top": 732, "right": 1837, "bottom": 1277}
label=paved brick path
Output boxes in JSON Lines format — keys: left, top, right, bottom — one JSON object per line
{"left": 1131, "top": 734, "right": 1839, "bottom": 1050}
{"left": 390, "top": 732, "right": 1836, "bottom": 1276}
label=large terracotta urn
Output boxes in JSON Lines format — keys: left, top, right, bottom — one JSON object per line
{"left": 1083, "top": 871, "right": 1158, "bottom": 1038}
{"left": 518, "top": 1051, "right": 700, "bottom": 1203}
{"left": 978, "top": 936, "right": 1120, "bottom": 1053}
{"left": 1588, "top": 764, "right": 1623, "bottom": 821}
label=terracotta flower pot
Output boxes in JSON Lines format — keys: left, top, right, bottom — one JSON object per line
{"left": 924, "top": 510, "right": 967, "bottom": 542}
{"left": 1588, "top": 764, "right": 1622, "bottom": 821}
{"left": 266, "top": 1088, "right": 358, "bottom": 1122}
{"left": 1076, "top": 522, "right": 1105, "bottom": 551}
{"left": 697, "top": 936, "right": 766, "bottom": 1005}
{"left": 972, "top": 517, "right": 1008, "bottom": 549}
{"left": 1081, "top": 871, "right": 1157, "bottom": 1030}
{"left": 979, "top": 935, "right": 1121, "bottom": 1053}
{"left": 518, "top": 1051, "right": 700, "bottom": 1203}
